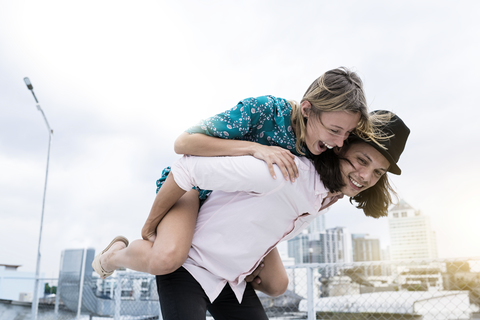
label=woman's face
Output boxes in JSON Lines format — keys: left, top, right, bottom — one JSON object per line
{"left": 302, "top": 102, "right": 360, "bottom": 155}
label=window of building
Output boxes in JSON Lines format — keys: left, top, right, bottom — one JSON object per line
{"left": 401, "top": 212, "right": 407, "bottom": 217}
{"left": 393, "top": 213, "right": 399, "bottom": 218}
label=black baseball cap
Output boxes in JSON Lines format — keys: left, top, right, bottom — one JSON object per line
{"left": 351, "top": 110, "right": 410, "bottom": 175}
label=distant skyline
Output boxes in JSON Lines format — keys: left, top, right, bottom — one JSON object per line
{"left": 1, "top": 0, "right": 480, "bottom": 278}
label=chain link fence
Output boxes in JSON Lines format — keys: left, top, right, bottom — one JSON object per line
{"left": 281, "top": 258, "right": 480, "bottom": 320}
{"left": 9, "top": 257, "right": 480, "bottom": 320}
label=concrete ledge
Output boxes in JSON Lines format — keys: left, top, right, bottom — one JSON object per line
{"left": 316, "top": 311, "right": 423, "bottom": 320}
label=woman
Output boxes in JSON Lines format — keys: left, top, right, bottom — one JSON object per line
{"left": 93, "top": 67, "right": 382, "bottom": 279}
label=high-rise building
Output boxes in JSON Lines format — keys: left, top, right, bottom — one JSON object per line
{"left": 288, "top": 216, "right": 325, "bottom": 264}
{"left": 287, "top": 231, "right": 310, "bottom": 264}
{"left": 351, "top": 234, "right": 384, "bottom": 276}
{"left": 388, "top": 200, "right": 438, "bottom": 260}
{"left": 287, "top": 224, "right": 352, "bottom": 266}
{"left": 308, "top": 214, "right": 325, "bottom": 234}
{"left": 322, "top": 227, "right": 352, "bottom": 264}
{"left": 351, "top": 234, "right": 381, "bottom": 262}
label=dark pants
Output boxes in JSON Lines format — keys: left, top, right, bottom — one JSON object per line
{"left": 156, "top": 267, "right": 268, "bottom": 320}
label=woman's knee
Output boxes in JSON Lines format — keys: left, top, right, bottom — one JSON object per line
{"left": 276, "top": 275, "right": 289, "bottom": 296}
{"left": 147, "top": 244, "right": 188, "bottom": 275}
{"left": 269, "top": 277, "right": 289, "bottom": 297}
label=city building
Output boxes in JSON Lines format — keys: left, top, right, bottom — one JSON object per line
{"left": 0, "top": 264, "right": 44, "bottom": 302}
{"left": 320, "top": 227, "right": 352, "bottom": 265}
{"left": 307, "top": 214, "right": 325, "bottom": 234}
{"left": 351, "top": 234, "right": 381, "bottom": 262}
{"left": 351, "top": 234, "right": 383, "bottom": 277}
{"left": 287, "top": 231, "right": 310, "bottom": 264}
{"left": 287, "top": 223, "right": 352, "bottom": 266}
{"left": 388, "top": 200, "right": 438, "bottom": 260}
{"left": 396, "top": 265, "right": 443, "bottom": 291}
{"left": 287, "top": 215, "right": 326, "bottom": 264}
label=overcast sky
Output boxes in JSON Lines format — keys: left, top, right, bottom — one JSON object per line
{"left": 1, "top": 0, "right": 479, "bottom": 278}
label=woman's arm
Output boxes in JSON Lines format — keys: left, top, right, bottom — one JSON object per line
{"left": 175, "top": 132, "right": 298, "bottom": 181}
{"left": 175, "top": 132, "right": 259, "bottom": 156}
{"left": 141, "top": 174, "right": 187, "bottom": 241}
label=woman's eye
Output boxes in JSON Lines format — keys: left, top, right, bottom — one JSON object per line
{"left": 330, "top": 129, "right": 339, "bottom": 134}
{"left": 358, "top": 157, "right": 366, "bottom": 164}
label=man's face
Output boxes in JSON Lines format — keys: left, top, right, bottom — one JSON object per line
{"left": 339, "top": 142, "right": 391, "bottom": 197}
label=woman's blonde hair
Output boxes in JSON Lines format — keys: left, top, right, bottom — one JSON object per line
{"left": 289, "top": 67, "right": 384, "bottom": 154}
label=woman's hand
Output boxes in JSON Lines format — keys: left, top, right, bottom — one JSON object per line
{"left": 175, "top": 132, "right": 298, "bottom": 181}
{"left": 251, "top": 145, "right": 298, "bottom": 182}
{"left": 141, "top": 174, "right": 188, "bottom": 243}
{"left": 141, "top": 224, "right": 157, "bottom": 243}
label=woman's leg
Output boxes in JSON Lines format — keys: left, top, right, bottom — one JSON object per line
{"left": 251, "top": 248, "right": 289, "bottom": 297}
{"left": 146, "top": 189, "right": 199, "bottom": 274}
{"left": 99, "top": 174, "right": 200, "bottom": 275}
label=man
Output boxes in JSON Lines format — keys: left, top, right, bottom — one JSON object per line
{"left": 150, "top": 110, "right": 410, "bottom": 320}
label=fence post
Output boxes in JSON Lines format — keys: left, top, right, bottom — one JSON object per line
{"left": 54, "top": 251, "right": 63, "bottom": 320}
{"left": 54, "top": 278, "right": 61, "bottom": 320}
{"left": 306, "top": 265, "right": 315, "bottom": 320}
{"left": 76, "top": 248, "right": 87, "bottom": 320}
{"left": 115, "top": 274, "right": 122, "bottom": 320}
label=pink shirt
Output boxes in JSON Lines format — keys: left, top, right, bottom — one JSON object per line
{"left": 171, "top": 155, "right": 342, "bottom": 303}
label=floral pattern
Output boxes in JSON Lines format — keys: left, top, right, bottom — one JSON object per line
{"left": 156, "top": 95, "right": 305, "bottom": 203}
{"left": 186, "top": 95, "right": 300, "bottom": 152}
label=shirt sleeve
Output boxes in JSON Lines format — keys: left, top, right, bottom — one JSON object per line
{"left": 171, "top": 155, "right": 289, "bottom": 195}
{"left": 185, "top": 97, "right": 263, "bottom": 139}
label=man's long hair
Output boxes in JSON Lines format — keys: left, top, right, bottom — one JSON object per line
{"left": 312, "top": 140, "right": 397, "bottom": 218}
{"left": 313, "top": 149, "right": 344, "bottom": 194}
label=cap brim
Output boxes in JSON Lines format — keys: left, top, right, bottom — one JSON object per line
{"left": 349, "top": 137, "right": 402, "bottom": 175}
{"left": 378, "top": 147, "right": 401, "bottom": 175}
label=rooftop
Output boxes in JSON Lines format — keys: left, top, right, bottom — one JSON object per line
{"left": 390, "top": 199, "right": 414, "bottom": 212}
{"left": 0, "top": 264, "right": 21, "bottom": 270}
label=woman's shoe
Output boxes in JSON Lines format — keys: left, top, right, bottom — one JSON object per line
{"left": 92, "top": 236, "right": 129, "bottom": 279}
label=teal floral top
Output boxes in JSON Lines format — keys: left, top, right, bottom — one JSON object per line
{"left": 156, "top": 95, "right": 307, "bottom": 201}
{"left": 186, "top": 95, "right": 304, "bottom": 154}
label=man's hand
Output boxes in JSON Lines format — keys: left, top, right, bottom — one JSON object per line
{"left": 245, "top": 260, "right": 265, "bottom": 284}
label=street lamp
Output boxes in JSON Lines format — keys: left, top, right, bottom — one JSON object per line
{"left": 24, "top": 77, "right": 53, "bottom": 320}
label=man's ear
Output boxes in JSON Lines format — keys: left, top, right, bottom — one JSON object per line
{"left": 300, "top": 101, "right": 311, "bottom": 118}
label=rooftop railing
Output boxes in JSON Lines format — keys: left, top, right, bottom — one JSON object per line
{"left": 8, "top": 257, "right": 479, "bottom": 320}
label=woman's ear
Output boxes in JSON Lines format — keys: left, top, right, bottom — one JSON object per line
{"left": 300, "top": 101, "right": 311, "bottom": 118}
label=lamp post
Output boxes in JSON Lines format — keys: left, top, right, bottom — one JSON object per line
{"left": 24, "top": 77, "right": 53, "bottom": 320}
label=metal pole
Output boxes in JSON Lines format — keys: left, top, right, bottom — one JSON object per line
{"left": 306, "top": 266, "right": 315, "bottom": 320}
{"left": 24, "top": 78, "right": 54, "bottom": 320}
{"left": 115, "top": 274, "right": 122, "bottom": 320}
